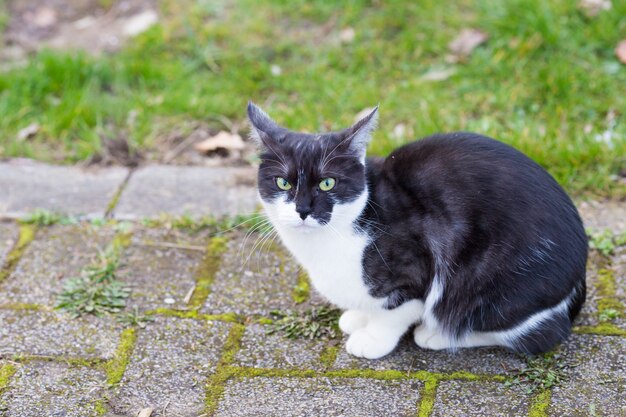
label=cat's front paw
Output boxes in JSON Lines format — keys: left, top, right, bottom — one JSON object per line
{"left": 413, "top": 324, "right": 452, "bottom": 350}
{"left": 345, "top": 328, "right": 398, "bottom": 359}
{"left": 339, "top": 310, "right": 369, "bottom": 335}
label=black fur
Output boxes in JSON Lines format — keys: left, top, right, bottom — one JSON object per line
{"left": 250, "top": 103, "right": 587, "bottom": 354}
{"left": 361, "top": 133, "right": 587, "bottom": 354}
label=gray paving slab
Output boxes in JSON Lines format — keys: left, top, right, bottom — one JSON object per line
{"left": 110, "top": 316, "right": 231, "bottom": 416}
{"left": 578, "top": 200, "right": 626, "bottom": 233}
{"left": 0, "top": 309, "right": 121, "bottom": 360}
{"left": 334, "top": 335, "right": 525, "bottom": 374}
{"left": 0, "top": 361, "right": 106, "bottom": 417}
{"left": 431, "top": 381, "right": 530, "bottom": 417}
{"left": 203, "top": 235, "right": 305, "bottom": 316}
{"left": 216, "top": 377, "right": 422, "bottom": 417}
{"left": 612, "top": 246, "right": 626, "bottom": 300}
{"left": 0, "top": 221, "right": 19, "bottom": 266}
{"left": 233, "top": 323, "right": 329, "bottom": 370}
{"left": 113, "top": 165, "right": 258, "bottom": 219}
{"left": 0, "top": 159, "right": 128, "bottom": 218}
{"left": 119, "top": 228, "right": 208, "bottom": 310}
{"left": 551, "top": 334, "right": 626, "bottom": 416}
{"left": 0, "top": 224, "right": 115, "bottom": 306}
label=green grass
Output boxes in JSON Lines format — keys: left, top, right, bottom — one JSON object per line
{"left": 1, "top": 0, "right": 625, "bottom": 195}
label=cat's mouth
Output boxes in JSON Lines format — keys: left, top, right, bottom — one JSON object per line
{"left": 290, "top": 218, "right": 322, "bottom": 232}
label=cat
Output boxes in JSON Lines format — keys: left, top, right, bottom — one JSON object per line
{"left": 247, "top": 102, "right": 587, "bottom": 359}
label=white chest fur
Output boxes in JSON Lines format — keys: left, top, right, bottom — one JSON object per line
{"left": 278, "top": 224, "right": 383, "bottom": 311}
{"left": 263, "top": 191, "right": 385, "bottom": 312}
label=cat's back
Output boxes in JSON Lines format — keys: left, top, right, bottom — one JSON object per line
{"left": 375, "top": 132, "right": 579, "bottom": 224}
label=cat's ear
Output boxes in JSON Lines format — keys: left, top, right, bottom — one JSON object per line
{"left": 247, "top": 102, "right": 285, "bottom": 149}
{"left": 341, "top": 106, "right": 379, "bottom": 159}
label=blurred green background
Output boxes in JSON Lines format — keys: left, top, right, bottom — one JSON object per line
{"left": 0, "top": 0, "right": 624, "bottom": 196}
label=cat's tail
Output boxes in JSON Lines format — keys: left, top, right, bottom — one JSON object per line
{"left": 508, "top": 283, "right": 584, "bottom": 355}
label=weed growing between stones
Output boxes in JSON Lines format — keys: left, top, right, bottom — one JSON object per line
{"left": 587, "top": 228, "right": 626, "bottom": 257}
{"left": 19, "top": 209, "right": 78, "bottom": 226}
{"left": 140, "top": 212, "right": 270, "bottom": 235}
{"left": 56, "top": 246, "right": 130, "bottom": 317}
{"left": 598, "top": 308, "right": 620, "bottom": 322}
{"left": 505, "top": 354, "right": 569, "bottom": 394}
{"left": 117, "top": 306, "right": 154, "bottom": 328}
{"left": 267, "top": 307, "right": 341, "bottom": 340}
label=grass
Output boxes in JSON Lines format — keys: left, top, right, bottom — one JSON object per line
{"left": 266, "top": 306, "right": 341, "bottom": 340}
{"left": 0, "top": 0, "right": 625, "bottom": 196}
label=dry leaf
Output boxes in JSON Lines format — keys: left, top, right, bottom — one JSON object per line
{"left": 123, "top": 10, "right": 159, "bottom": 37}
{"left": 193, "top": 131, "right": 245, "bottom": 154}
{"left": 421, "top": 67, "right": 457, "bottom": 81}
{"left": 616, "top": 39, "right": 626, "bottom": 65}
{"left": 339, "top": 27, "right": 356, "bottom": 43}
{"left": 30, "top": 6, "right": 57, "bottom": 28}
{"left": 448, "top": 28, "right": 489, "bottom": 58}
{"left": 17, "top": 123, "right": 40, "bottom": 141}
{"left": 579, "top": 0, "right": 612, "bottom": 17}
{"left": 137, "top": 408, "right": 154, "bottom": 417}
{"left": 270, "top": 65, "right": 282, "bottom": 76}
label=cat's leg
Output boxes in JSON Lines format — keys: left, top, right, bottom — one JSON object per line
{"left": 345, "top": 299, "right": 423, "bottom": 359}
{"left": 413, "top": 324, "right": 456, "bottom": 350}
{"left": 338, "top": 310, "right": 370, "bottom": 335}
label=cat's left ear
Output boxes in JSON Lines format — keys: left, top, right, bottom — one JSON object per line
{"left": 341, "top": 106, "right": 379, "bottom": 159}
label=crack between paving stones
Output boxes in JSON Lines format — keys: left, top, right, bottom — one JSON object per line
{"left": 527, "top": 388, "right": 552, "bottom": 417}
{"left": 104, "top": 168, "right": 135, "bottom": 219}
{"left": 0, "top": 223, "right": 36, "bottom": 284}
{"left": 204, "top": 323, "right": 246, "bottom": 416}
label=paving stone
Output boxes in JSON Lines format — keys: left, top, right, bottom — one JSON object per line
{"left": 0, "top": 361, "right": 106, "bottom": 417}
{"left": 559, "top": 334, "right": 625, "bottom": 380}
{"left": 119, "top": 228, "right": 209, "bottom": 310}
{"left": 431, "top": 381, "right": 530, "bottom": 417}
{"left": 575, "top": 253, "right": 626, "bottom": 330}
{"left": 113, "top": 165, "right": 258, "bottom": 219}
{"left": 110, "top": 316, "right": 231, "bottom": 416}
{"left": 550, "top": 378, "right": 625, "bottom": 417}
{"left": 612, "top": 246, "right": 626, "bottom": 300}
{"left": 578, "top": 200, "right": 626, "bottom": 233}
{"left": 551, "top": 334, "right": 626, "bottom": 416}
{"left": 216, "top": 377, "right": 422, "bottom": 417}
{"left": 334, "top": 334, "right": 525, "bottom": 374}
{"left": 203, "top": 235, "right": 305, "bottom": 316}
{"left": 0, "top": 159, "right": 128, "bottom": 218}
{"left": 0, "top": 309, "right": 121, "bottom": 360}
{"left": 233, "top": 323, "right": 328, "bottom": 370}
{"left": 0, "top": 221, "right": 19, "bottom": 266}
{"left": 0, "top": 224, "right": 115, "bottom": 306}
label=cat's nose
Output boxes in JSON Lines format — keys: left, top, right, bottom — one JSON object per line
{"left": 297, "top": 208, "right": 311, "bottom": 220}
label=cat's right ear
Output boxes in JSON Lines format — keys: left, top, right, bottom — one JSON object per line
{"left": 247, "top": 102, "right": 284, "bottom": 149}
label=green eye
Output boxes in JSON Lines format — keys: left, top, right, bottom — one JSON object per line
{"left": 319, "top": 178, "right": 336, "bottom": 191}
{"left": 276, "top": 177, "right": 292, "bottom": 191}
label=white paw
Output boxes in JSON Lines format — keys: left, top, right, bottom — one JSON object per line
{"left": 338, "top": 310, "right": 369, "bottom": 335}
{"left": 413, "top": 324, "right": 452, "bottom": 350}
{"left": 345, "top": 328, "right": 398, "bottom": 359}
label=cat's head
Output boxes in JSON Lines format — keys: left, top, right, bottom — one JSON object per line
{"left": 247, "top": 102, "right": 378, "bottom": 233}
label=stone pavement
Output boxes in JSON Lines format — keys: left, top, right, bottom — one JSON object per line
{"left": 0, "top": 160, "right": 625, "bottom": 417}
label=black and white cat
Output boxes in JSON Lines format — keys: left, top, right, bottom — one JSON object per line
{"left": 248, "top": 102, "right": 587, "bottom": 359}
